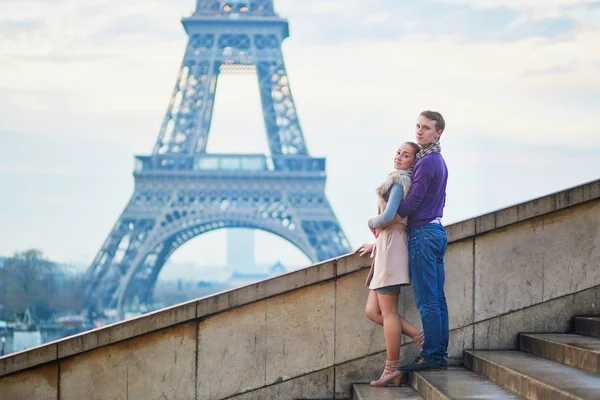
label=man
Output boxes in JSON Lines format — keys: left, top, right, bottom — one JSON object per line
{"left": 397, "top": 110, "right": 449, "bottom": 371}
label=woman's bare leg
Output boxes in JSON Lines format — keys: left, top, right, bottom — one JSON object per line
{"left": 366, "top": 290, "right": 423, "bottom": 348}
{"left": 365, "top": 290, "right": 383, "bottom": 325}
{"left": 378, "top": 293, "right": 402, "bottom": 360}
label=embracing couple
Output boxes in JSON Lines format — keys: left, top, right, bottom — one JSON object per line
{"left": 355, "top": 110, "right": 449, "bottom": 387}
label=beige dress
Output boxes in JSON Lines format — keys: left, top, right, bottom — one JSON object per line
{"left": 365, "top": 171, "right": 412, "bottom": 290}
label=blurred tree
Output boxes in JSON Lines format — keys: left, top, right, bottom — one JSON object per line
{"left": 0, "top": 249, "right": 84, "bottom": 322}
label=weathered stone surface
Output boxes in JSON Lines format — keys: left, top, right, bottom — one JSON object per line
{"left": 514, "top": 195, "right": 556, "bottom": 227}
{"left": 335, "top": 269, "right": 385, "bottom": 364}
{"left": 0, "top": 342, "right": 57, "bottom": 377}
{"left": 494, "top": 195, "right": 557, "bottom": 230}
{"left": 336, "top": 253, "right": 371, "bottom": 277}
{"left": 555, "top": 181, "right": 598, "bottom": 209}
{"left": 108, "top": 299, "right": 197, "bottom": 345}
{"left": 475, "top": 212, "right": 496, "bottom": 235}
{"left": 402, "top": 286, "right": 423, "bottom": 338}
{"left": 573, "top": 284, "right": 600, "bottom": 315}
{"left": 127, "top": 322, "right": 196, "bottom": 400}
{"left": 197, "top": 291, "right": 230, "bottom": 319}
{"left": 446, "top": 218, "right": 475, "bottom": 243}
{"left": 474, "top": 220, "right": 543, "bottom": 322}
{"left": 58, "top": 326, "right": 112, "bottom": 360}
{"left": 197, "top": 302, "right": 266, "bottom": 400}
{"left": 543, "top": 200, "right": 600, "bottom": 301}
{"left": 444, "top": 238, "right": 474, "bottom": 330}
{"left": 60, "top": 341, "right": 128, "bottom": 400}
{"left": 334, "top": 351, "right": 386, "bottom": 396}
{"left": 229, "top": 368, "right": 334, "bottom": 400}
{"left": 265, "top": 282, "right": 335, "bottom": 384}
{"left": 0, "top": 363, "right": 57, "bottom": 400}
{"left": 447, "top": 326, "right": 473, "bottom": 359}
{"left": 495, "top": 204, "right": 520, "bottom": 228}
{"left": 474, "top": 295, "right": 573, "bottom": 350}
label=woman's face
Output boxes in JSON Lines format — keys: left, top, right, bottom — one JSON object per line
{"left": 394, "top": 143, "right": 417, "bottom": 170}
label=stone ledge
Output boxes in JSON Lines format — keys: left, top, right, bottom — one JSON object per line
{"left": 0, "top": 178, "right": 598, "bottom": 378}
{"left": 0, "top": 256, "right": 371, "bottom": 378}
{"left": 0, "top": 342, "right": 57, "bottom": 377}
{"left": 447, "top": 178, "right": 600, "bottom": 242}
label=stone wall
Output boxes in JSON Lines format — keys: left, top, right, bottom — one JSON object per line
{"left": 1, "top": 179, "right": 599, "bottom": 400}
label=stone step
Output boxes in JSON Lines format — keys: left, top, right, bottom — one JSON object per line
{"left": 520, "top": 333, "right": 600, "bottom": 373}
{"left": 464, "top": 350, "right": 600, "bottom": 400}
{"left": 410, "top": 367, "right": 522, "bottom": 399}
{"left": 575, "top": 317, "right": 600, "bottom": 338}
{"left": 353, "top": 384, "right": 423, "bottom": 400}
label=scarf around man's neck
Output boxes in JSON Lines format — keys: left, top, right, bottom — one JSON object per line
{"left": 416, "top": 141, "right": 442, "bottom": 162}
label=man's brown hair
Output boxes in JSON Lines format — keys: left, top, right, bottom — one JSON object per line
{"left": 420, "top": 110, "right": 445, "bottom": 132}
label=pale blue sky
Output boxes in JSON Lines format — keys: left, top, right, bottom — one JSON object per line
{"left": 0, "top": 0, "right": 599, "bottom": 273}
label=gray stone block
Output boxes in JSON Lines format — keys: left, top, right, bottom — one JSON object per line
{"left": 495, "top": 205, "right": 520, "bottom": 228}
{"left": 335, "top": 254, "right": 371, "bottom": 277}
{"left": 444, "top": 238, "right": 474, "bottom": 330}
{"left": 127, "top": 322, "right": 196, "bottom": 400}
{"left": 265, "top": 282, "right": 335, "bottom": 384}
{"left": 0, "top": 342, "right": 57, "bottom": 377}
{"left": 475, "top": 213, "right": 496, "bottom": 235}
{"left": 573, "top": 285, "right": 600, "bottom": 316}
{"left": 197, "top": 302, "right": 266, "bottom": 400}
{"left": 474, "top": 294, "right": 573, "bottom": 350}
{"left": 474, "top": 220, "right": 543, "bottom": 322}
{"left": 0, "top": 364, "right": 57, "bottom": 400}
{"left": 402, "top": 286, "right": 423, "bottom": 336}
{"left": 197, "top": 291, "right": 230, "bottom": 319}
{"left": 334, "top": 269, "right": 385, "bottom": 364}
{"left": 229, "top": 368, "right": 334, "bottom": 400}
{"left": 334, "top": 352, "right": 387, "bottom": 396}
{"left": 543, "top": 200, "right": 600, "bottom": 301}
{"left": 59, "top": 341, "right": 128, "bottom": 400}
{"left": 108, "top": 299, "right": 197, "bottom": 344}
{"left": 447, "top": 326, "right": 474, "bottom": 359}
{"left": 446, "top": 219, "right": 475, "bottom": 243}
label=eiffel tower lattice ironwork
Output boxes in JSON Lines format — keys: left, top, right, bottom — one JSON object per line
{"left": 84, "top": 0, "right": 351, "bottom": 311}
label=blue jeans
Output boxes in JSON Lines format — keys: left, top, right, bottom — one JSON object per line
{"left": 408, "top": 223, "right": 449, "bottom": 364}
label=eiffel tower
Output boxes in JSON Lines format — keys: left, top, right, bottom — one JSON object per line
{"left": 84, "top": 0, "right": 351, "bottom": 312}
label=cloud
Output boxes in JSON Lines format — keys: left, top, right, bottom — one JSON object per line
{"left": 522, "top": 64, "right": 574, "bottom": 76}
{"left": 0, "top": 0, "right": 599, "bottom": 263}
{"left": 359, "top": 11, "right": 392, "bottom": 25}
{"left": 308, "top": 1, "right": 344, "bottom": 15}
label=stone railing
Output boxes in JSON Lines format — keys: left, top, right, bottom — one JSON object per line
{"left": 1, "top": 179, "right": 599, "bottom": 399}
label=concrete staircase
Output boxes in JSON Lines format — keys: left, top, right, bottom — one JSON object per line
{"left": 353, "top": 316, "right": 600, "bottom": 399}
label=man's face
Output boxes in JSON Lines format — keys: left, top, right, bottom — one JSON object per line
{"left": 415, "top": 115, "right": 442, "bottom": 146}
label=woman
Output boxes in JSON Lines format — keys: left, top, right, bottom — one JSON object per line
{"left": 354, "top": 141, "right": 423, "bottom": 387}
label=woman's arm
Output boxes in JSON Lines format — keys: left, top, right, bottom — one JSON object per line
{"left": 368, "top": 184, "right": 404, "bottom": 229}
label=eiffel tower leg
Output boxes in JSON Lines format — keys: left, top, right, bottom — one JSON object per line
{"left": 255, "top": 34, "right": 308, "bottom": 159}
{"left": 154, "top": 34, "right": 221, "bottom": 155}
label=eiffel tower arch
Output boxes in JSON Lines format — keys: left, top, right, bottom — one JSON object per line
{"left": 84, "top": 0, "right": 351, "bottom": 312}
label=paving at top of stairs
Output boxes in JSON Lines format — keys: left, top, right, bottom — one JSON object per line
{"left": 465, "top": 350, "right": 600, "bottom": 400}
